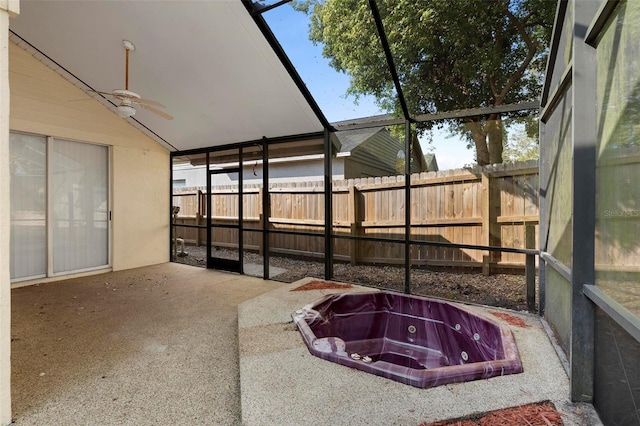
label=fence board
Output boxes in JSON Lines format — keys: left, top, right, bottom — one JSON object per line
{"left": 172, "top": 161, "right": 540, "bottom": 272}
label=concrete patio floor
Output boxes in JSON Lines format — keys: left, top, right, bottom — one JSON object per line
{"left": 11, "top": 263, "right": 283, "bottom": 425}
{"left": 11, "top": 264, "right": 601, "bottom": 425}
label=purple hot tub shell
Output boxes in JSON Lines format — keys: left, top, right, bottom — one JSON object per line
{"left": 292, "top": 291, "right": 523, "bottom": 388}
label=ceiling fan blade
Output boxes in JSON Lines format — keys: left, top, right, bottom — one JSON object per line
{"left": 87, "top": 89, "right": 117, "bottom": 98}
{"left": 140, "top": 105, "right": 174, "bottom": 120}
{"left": 88, "top": 89, "right": 141, "bottom": 102}
{"left": 137, "top": 98, "right": 166, "bottom": 108}
{"left": 69, "top": 98, "right": 97, "bottom": 102}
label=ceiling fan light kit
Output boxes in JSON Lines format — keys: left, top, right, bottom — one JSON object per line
{"left": 117, "top": 104, "right": 136, "bottom": 118}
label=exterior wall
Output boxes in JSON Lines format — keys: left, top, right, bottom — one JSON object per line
{"left": 256, "top": 158, "right": 344, "bottom": 184}
{"left": 173, "top": 164, "right": 211, "bottom": 188}
{"left": 238, "top": 157, "right": 344, "bottom": 186}
{"left": 171, "top": 128, "right": 420, "bottom": 187}
{"left": 1, "top": 4, "right": 19, "bottom": 424}
{"left": 349, "top": 130, "right": 403, "bottom": 177}
{"left": 173, "top": 158, "right": 346, "bottom": 188}
{"left": 344, "top": 156, "right": 397, "bottom": 179}
{"left": 9, "top": 41, "right": 170, "bottom": 273}
{"left": 112, "top": 147, "right": 169, "bottom": 270}
{"left": 347, "top": 130, "right": 424, "bottom": 178}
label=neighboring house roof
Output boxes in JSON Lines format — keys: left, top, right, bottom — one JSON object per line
{"left": 333, "top": 127, "right": 427, "bottom": 176}
{"left": 424, "top": 154, "right": 439, "bottom": 172}
{"left": 333, "top": 127, "right": 387, "bottom": 154}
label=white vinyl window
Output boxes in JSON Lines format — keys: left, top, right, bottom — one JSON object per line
{"left": 10, "top": 132, "right": 109, "bottom": 282}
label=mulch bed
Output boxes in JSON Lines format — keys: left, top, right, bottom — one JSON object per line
{"left": 291, "top": 280, "right": 353, "bottom": 291}
{"left": 489, "top": 311, "right": 530, "bottom": 328}
{"left": 420, "top": 401, "right": 563, "bottom": 426}
{"left": 174, "top": 246, "right": 537, "bottom": 311}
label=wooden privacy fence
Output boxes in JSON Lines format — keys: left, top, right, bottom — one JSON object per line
{"left": 172, "top": 160, "right": 539, "bottom": 273}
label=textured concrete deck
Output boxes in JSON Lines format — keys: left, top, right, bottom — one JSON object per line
{"left": 239, "top": 277, "right": 601, "bottom": 426}
{"left": 11, "top": 263, "right": 283, "bottom": 425}
{"left": 11, "top": 266, "right": 600, "bottom": 425}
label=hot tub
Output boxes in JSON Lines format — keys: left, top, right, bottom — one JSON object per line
{"left": 292, "top": 291, "right": 523, "bottom": 388}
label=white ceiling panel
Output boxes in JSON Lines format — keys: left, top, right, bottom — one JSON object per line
{"left": 9, "top": 0, "right": 325, "bottom": 151}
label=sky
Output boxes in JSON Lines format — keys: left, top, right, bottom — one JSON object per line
{"left": 262, "top": 4, "right": 476, "bottom": 170}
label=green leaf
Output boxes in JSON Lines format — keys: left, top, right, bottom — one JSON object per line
{"left": 301, "top": 0, "right": 555, "bottom": 164}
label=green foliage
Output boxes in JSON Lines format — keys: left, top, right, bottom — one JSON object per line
{"left": 293, "top": 0, "right": 555, "bottom": 165}
{"left": 503, "top": 131, "right": 539, "bottom": 162}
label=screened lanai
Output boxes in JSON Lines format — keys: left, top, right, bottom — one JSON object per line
{"left": 540, "top": 1, "right": 640, "bottom": 424}
{"left": 7, "top": 0, "right": 543, "bottom": 293}
{"left": 3, "top": 0, "right": 632, "bottom": 424}
{"left": 168, "top": 0, "right": 542, "bottom": 311}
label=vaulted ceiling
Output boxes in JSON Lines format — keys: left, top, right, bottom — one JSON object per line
{"left": 9, "top": 0, "right": 326, "bottom": 152}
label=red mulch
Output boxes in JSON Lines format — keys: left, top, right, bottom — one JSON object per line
{"left": 290, "top": 280, "right": 353, "bottom": 291}
{"left": 489, "top": 311, "right": 530, "bottom": 328}
{"left": 420, "top": 402, "right": 563, "bottom": 426}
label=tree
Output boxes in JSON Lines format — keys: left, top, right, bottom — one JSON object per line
{"left": 294, "top": 0, "right": 555, "bottom": 166}
{"left": 503, "top": 125, "right": 539, "bottom": 162}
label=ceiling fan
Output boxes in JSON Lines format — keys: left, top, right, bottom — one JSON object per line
{"left": 89, "top": 40, "right": 173, "bottom": 120}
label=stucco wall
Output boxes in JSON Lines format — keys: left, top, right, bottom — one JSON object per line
{"left": 112, "top": 146, "right": 169, "bottom": 269}
{"left": 1, "top": 7, "right": 17, "bottom": 425}
{"left": 9, "top": 41, "right": 170, "bottom": 273}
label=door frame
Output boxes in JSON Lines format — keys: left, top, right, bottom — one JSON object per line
{"left": 207, "top": 165, "right": 243, "bottom": 273}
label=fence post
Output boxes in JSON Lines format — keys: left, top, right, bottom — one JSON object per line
{"left": 195, "top": 190, "right": 201, "bottom": 246}
{"left": 481, "top": 171, "right": 491, "bottom": 275}
{"left": 194, "top": 190, "right": 201, "bottom": 247}
{"left": 349, "top": 184, "right": 354, "bottom": 264}
{"left": 349, "top": 183, "right": 361, "bottom": 266}
{"left": 482, "top": 168, "right": 502, "bottom": 275}
{"left": 525, "top": 224, "right": 536, "bottom": 311}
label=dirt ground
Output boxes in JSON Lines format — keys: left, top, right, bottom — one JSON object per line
{"left": 173, "top": 246, "right": 536, "bottom": 312}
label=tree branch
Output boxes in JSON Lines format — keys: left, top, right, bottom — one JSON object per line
{"left": 495, "top": 7, "right": 538, "bottom": 104}
{"left": 489, "top": 78, "right": 500, "bottom": 99}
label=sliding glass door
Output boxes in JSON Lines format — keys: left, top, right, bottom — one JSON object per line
{"left": 10, "top": 132, "right": 109, "bottom": 282}
{"left": 51, "top": 139, "right": 109, "bottom": 273}
{"left": 9, "top": 133, "right": 47, "bottom": 280}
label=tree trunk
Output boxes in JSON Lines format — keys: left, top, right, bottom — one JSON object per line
{"left": 465, "top": 118, "right": 489, "bottom": 166}
{"left": 487, "top": 114, "right": 503, "bottom": 165}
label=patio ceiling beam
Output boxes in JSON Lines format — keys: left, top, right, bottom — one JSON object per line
{"left": 333, "top": 101, "right": 540, "bottom": 131}
{"left": 413, "top": 101, "right": 540, "bottom": 121}
{"left": 333, "top": 114, "right": 405, "bottom": 131}
{"left": 368, "top": 0, "right": 411, "bottom": 121}
{"left": 186, "top": 141, "right": 325, "bottom": 166}
{"left": 171, "top": 130, "right": 325, "bottom": 158}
